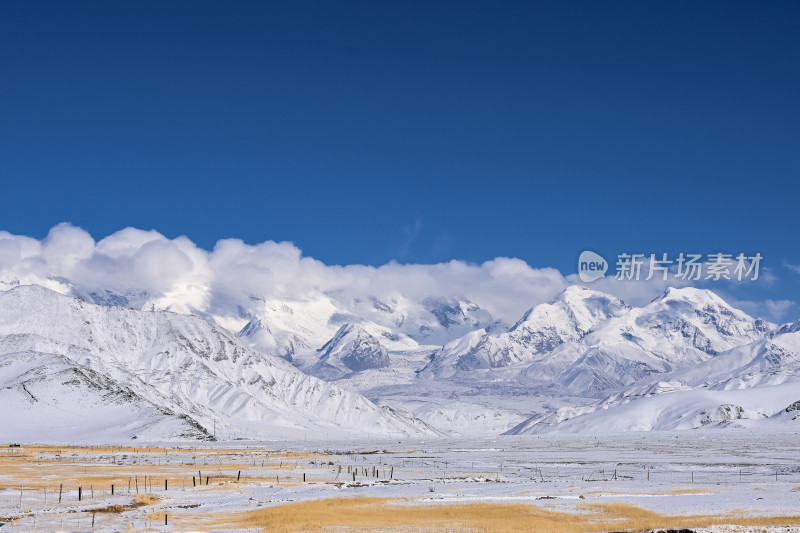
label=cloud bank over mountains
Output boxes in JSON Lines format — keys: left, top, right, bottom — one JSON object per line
{"left": 0, "top": 223, "right": 790, "bottom": 327}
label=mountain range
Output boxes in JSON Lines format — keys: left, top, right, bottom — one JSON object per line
{"left": 0, "top": 282, "right": 797, "bottom": 442}
{"left": 0, "top": 285, "right": 437, "bottom": 442}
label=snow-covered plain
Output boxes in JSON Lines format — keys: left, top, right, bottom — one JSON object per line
{"left": 0, "top": 432, "right": 799, "bottom": 532}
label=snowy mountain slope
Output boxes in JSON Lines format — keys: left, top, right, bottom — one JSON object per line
{"left": 342, "top": 285, "right": 786, "bottom": 436}
{"left": 0, "top": 350, "right": 210, "bottom": 443}
{"left": 340, "top": 294, "right": 503, "bottom": 346}
{"left": 326, "top": 345, "right": 589, "bottom": 437}
{"left": 417, "top": 297, "right": 503, "bottom": 343}
{"left": 0, "top": 265, "right": 514, "bottom": 377}
{"left": 668, "top": 325, "right": 800, "bottom": 390}
{"left": 229, "top": 293, "right": 502, "bottom": 366}
{"left": 236, "top": 298, "right": 424, "bottom": 370}
{"left": 0, "top": 285, "right": 439, "bottom": 441}
{"left": 18, "top": 267, "right": 502, "bottom": 369}
{"left": 235, "top": 295, "right": 344, "bottom": 362}
{"left": 309, "top": 324, "right": 390, "bottom": 380}
{"left": 314, "top": 286, "right": 788, "bottom": 436}
{"left": 376, "top": 397, "right": 527, "bottom": 438}
{"left": 506, "top": 382, "right": 800, "bottom": 435}
{"left": 420, "top": 286, "right": 768, "bottom": 396}
{"left": 423, "top": 286, "right": 629, "bottom": 378}
{"left": 590, "top": 287, "right": 769, "bottom": 361}
{"left": 506, "top": 319, "right": 800, "bottom": 436}
{"left": 513, "top": 287, "right": 772, "bottom": 396}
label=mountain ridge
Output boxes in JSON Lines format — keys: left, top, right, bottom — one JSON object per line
{"left": 1, "top": 282, "right": 797, "bottom": 440}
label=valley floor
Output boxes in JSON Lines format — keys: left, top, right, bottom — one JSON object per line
{"left": 1, "top": 431, "right": 799, "bottom": 532}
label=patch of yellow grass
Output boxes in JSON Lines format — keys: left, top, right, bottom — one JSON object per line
{"left": 0, "top": 444, "right": 330, "bottom": 462}
{"left": 134, "top": 494, "right": 160, "bottom": 505}
{"left": 666, "top": 488, "right": 712, "bottom": 495}
{"left": 589, "top": 487, "right": 712, "bottom": 496}
{"left": 228, "top": 497, "right": 800, "bottom": 533}
{"left": 0, "top": 467, "right": 307, "bottom": 493}
{"left": 85, "top": 494, "right": 160, "bottom": 514}
{"left": 0, "top": 445, "right": 326, "bottom": 491}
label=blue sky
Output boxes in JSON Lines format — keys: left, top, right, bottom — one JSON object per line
{"left": 1, "top": 1, "right": 798, "bottom": 318}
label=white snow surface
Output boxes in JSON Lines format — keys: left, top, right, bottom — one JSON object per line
{"left": 509, "top": 382, "right": 800, "bottom": 434}
{"left": 0, "top": 350, "right": 204, "bottom": 443}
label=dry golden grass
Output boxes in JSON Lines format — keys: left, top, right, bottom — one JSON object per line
{"left": 2, "top": 444, "right": 257, "bottom": 453}
{"left": 135, "top": 494, "right": 160, "bottom": 505}
{"left": 1, "top": 444, "right": 329, "bottom": 461}
{"left": 85, "top": 494, "right": 160, "bottom": 514}
{"left": 0, "top": 443, "right": 332, "bottom": 491}
{"left": 227, "top": 497, "right": 800, "bottom": 533}
{"left": 588, "top": 487, "right": 712, "bottom": 496}
{"left": 666, "top": 487, "right": 712, "bottom": 495}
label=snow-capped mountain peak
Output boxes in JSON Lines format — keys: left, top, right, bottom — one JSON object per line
{"left": 529, "top": 286, "right": 774, "bottom": 396}
{"left": 423, "top": 287, "right": 629, "bottom": 377}
{"left": 309, "top": 323, "right": 390, "bottom": 380}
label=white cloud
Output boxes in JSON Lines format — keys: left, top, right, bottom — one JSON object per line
{"left": 720, "top": 294, "right": 797, "bottom": 323}
{"left": 570, "top": 273, "right": 693, "bottom": 308}
{"left": 0, "top": 225, "right": 571, "bottom": 324}
{"left": 41, "top": 223, "right": 96, "bottom": 275}
{"left": 765, "top": 299, "right": 796, "bottom": 321}
{"left": 784, "top": 261, "right": 800, "bottom": 275}
{"left": 0, "top": 224, "right": 794, "bottom": 331}
{"left": 0, "top": 238, "right": 23, "bottom": 270}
